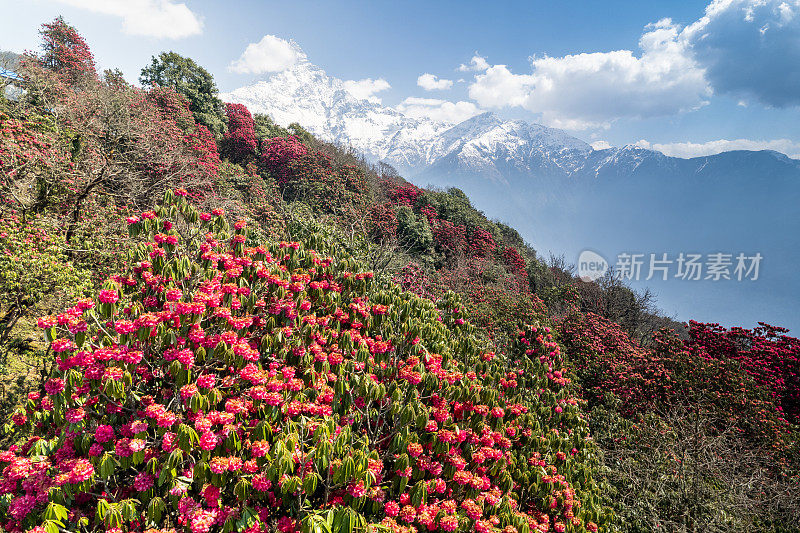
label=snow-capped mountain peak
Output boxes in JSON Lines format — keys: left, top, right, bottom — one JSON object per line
{"left": 221, "top": 60, "right": 595, "bottom": 178}
{"left": 222, "top": 60, "right": 448, "bottom": 168}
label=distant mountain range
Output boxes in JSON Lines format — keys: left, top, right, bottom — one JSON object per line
{"left": 222, "top": 59, "right": 800, "bottom": 332}
{"left": 222, "top": 59, "right": 800, "bottom": 183}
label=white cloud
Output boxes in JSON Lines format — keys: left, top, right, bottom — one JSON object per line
{"left": 396, "top": 97, "right": 481, "bottom": 124}
{"left": 52, "top": 0, "right": 202, "bottom": 39}
{"left": 229, "top": 35, "right": 302, "bottom": 74}
{"left": 461, "top": 1, "right": 800, "bottom": 126}
{"left": 635, "top": 138, "right": 800, "bottom": 158}
{"left": 683, "top": 0, "right": 800, "bottom": 107}
{"left": 591, "top": 140, "right": 612, "bottom": 150}
{"left": 468, "top": 19, "right": 711, "bottom": 129}
{"left": 458, "top": 54, "right": 490, "bottom": 72}
{"left": 343, "top": 78, "right": 391, "bottom": 104}
{"left": 467, "top": 64, "right": 534, "bottom": 108}
{"left": 417, "top": 73, "right": 453, "bottom": 91}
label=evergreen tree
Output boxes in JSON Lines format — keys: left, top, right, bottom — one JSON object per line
{"left": 139, "top": 51, "right": 226, "bottom": 137}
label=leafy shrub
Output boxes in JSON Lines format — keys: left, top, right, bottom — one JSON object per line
{"left": 252, "top": 114, "right": 289, "bottom": 143}
{"left": 396, "top": 207, "right": 434, "bottom": 259}
{"left": 0, "top": 215, "right": 92, "bottom": 346}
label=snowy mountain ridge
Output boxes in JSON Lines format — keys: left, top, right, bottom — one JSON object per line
{"left": 221, "top": 60, "right": 446, "bottom": 170}
{"left": 221, "top": 59, "right": 601, "bottom": 179}
{"left": 221, "top": 59, "right": 800, "bottom": 183}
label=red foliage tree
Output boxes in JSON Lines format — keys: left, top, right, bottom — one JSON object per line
{"left": 419, "top": 205, "right": 437, "bottom": 224}
{"left": 368, "top": 202, "right": 398, "bottom": 242}
{"left": 184, "top": 124, "right": 221, "bottom": 192}
{"left": 467, "top": 228, "right": 496, "bottom": 258}
{"left": 146, "top": 86, "right": 221, "bottom": 193}
{"left": 259, "top": 136, "right": 309, "bottom": 186}
{"left": 558, "top": 312, "right": 797, "bottom": 454}
{"left": 0, "top": 112, "right": 69, "bottom": 217}
{"left": 501, "top": 247, "right": 528, "bottom": 285}
{"left": 260, "top": 137, "right": 370, "bottom": 218}
{"left": 147, "top": 86, "right": 197, "bottom": 133}
{"left": 687, "top": 321, "right": 800, "bottom": 423}
{"left": 37, "top": 16, "right": 97, "bottom": 85}
{"left": 387, "top": 184, "right": 422, "bottom": 208}
{"left": 432, "top": 219, "right": 467, "bottom": 257}
{"left": 221, "top": 104, "right": 258, "bottom": 166}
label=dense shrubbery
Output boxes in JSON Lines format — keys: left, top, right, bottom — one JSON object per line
{"left": 0, "top": 191, "right": 609, "bottom": 533}
{"left": 0, "top": 215, "right": 92, "bottom": 347}
{"left": 557, "top": 311, "right": 800, "bottom": 530}
{"left": 259, "top": 136, "right": 372, "bottom": 221}
{"left": 559, "top": 312, "right": 800, "bottom": 451}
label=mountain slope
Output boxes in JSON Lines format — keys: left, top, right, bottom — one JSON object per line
{"left": 223, "top": 60, "right": 800, "bottom": 331}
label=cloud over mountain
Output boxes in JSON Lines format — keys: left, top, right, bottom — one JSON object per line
{"left": 635, "top": 138, "right": 800, "bottom": 159}
{"left": 684, "top": 0, "right": 800, "bottom": 107}
{"left": 343, "top": 78, "right": 391, "bottom": 104}
{"left": 396, "top": 97, "right": 479, "bottom": 124}
{"left": 468, "top": 19, "right": 710, "bottom": 129}
{"left": 229, "top": 35, "right": 302, "bottom": 74}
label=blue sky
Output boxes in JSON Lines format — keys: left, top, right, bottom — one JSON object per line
{"left": 3, "top": 0, "right": 800, "bottom": 155}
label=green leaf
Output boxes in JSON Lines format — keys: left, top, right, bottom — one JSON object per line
{"left": 96, "top": 499, "right": 109, "bottom": 521}
{"left": 234, "top": 478, "right": 251, "bottom": 500}
{"left": 43, "top": 502, "right": 68, "bottom": 522}
{"left": 147, "top": 497, "right": 165, "bottom": 523}
{"left": 302, "top": 473, "right": 319, "bottom": 495}
{"left": 42, "top": 520, "right": 61, "bottom": 533}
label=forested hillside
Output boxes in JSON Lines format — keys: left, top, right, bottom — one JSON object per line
{"left": 0, "top": 18, "right": 797, "bottom": 533}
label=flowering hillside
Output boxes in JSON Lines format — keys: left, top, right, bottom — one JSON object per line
{"left": 0, "top": 17, "right": 798, "bottom": 533}
{"left": 0, "top": 191, "right": 608, "bottom": 533}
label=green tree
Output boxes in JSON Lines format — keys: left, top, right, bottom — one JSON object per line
{"left": 139, "top": 51, "right": 226, "bottom": 137}
{"left": 287, "top": 121, "right": 315, "bottom": 145}
{"left": 253, "top": 113, "right": 289, "bottom": 141}
{"left": 396, "top": 205, "right": 434, "bottom": 258}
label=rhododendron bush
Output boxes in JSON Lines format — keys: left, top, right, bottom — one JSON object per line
{"left": 0, "top": 191, "right": 610, "bottom": 533}
{"left": 221, "top": 104, "right": 258, "bottom": 166}
{"left": 686, "top": 321, "right": 800, "bottom": 424}
{"left": 558, "top": 312, "right": 800, "bottom": 465}
{"left": 0, "top": 111, "right": 68, "bottom": 215}
{"left": 259, "top": 137, "right": 371, "bottom": 220}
